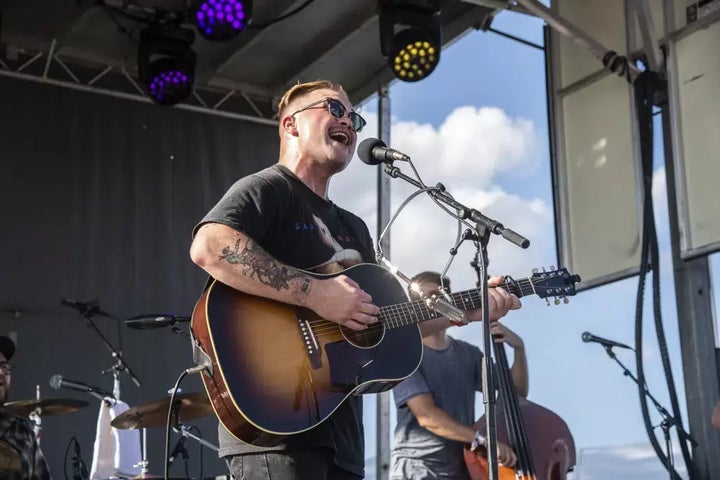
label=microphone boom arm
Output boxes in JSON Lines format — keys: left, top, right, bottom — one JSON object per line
{"left": 383, "top": 164, "right": 530, "bottom": 249}
{"left": 62, "top": 299, "right": 142, "bottom": 388}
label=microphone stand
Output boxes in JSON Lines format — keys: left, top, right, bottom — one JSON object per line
{"left": 602, "top": 345, "right": 695, "bottom": 480}
{"left": 381, "top": 163, "right": 530, "bottom": 480}
{"left": 174, "top": 423, "right": 219, "bottom": 453}
{"left": 169, "top": 422, "right": 218, "bottom": 478}
{"left": 468, "top": 224, "right": 501, "bottom": 480}
{"left": 168, "top": 434, "right": 190, "bottom": 477}
{"left": 61, "top": 299, "right": 142, "bottom": 390}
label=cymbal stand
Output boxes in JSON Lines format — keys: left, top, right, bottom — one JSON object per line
{"left": 134, "top": 428, "right": 150, "bottom": 477}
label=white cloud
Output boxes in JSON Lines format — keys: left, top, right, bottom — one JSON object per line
{"left": 652, "top": 166, "right": 667, "bottom": 208}
{"left": 391, "top": 107, "right": 537, "bottom": 189}
{"left": 331, "top": 106, "right": 553, "bottom": 292}
{"left": 652, "top": 166, "right": 670, "bottom": 242}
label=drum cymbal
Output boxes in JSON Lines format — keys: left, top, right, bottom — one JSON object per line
{"left": 0, "top": 440, "right": 20, "bottom": 474}
{"left": 111, "top": 392, "right": 212, "bottom": 430}
{"left": 3, "top": 398, "right": 89, "bottom": 417}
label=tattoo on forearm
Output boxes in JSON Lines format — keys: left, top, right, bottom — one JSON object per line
{"left": 293, "top": 277, "right": 313, "bottom": 305}
{"left": 219, "top": 238, "right": 313, "bottom": 303}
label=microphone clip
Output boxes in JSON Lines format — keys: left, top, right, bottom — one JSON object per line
{"left": 378, "top": 255, "right": 468, "bottom": 326}
{"left": 417, "top": 289, "right": 468, "bottom": 326}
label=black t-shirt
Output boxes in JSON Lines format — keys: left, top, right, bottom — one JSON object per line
{"left": 195, "top": 164, "right": 375, "bottom": 476}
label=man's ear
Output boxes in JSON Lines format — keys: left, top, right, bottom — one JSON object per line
{"left": 281, "top": 115, "right": 298, "bottom": 136}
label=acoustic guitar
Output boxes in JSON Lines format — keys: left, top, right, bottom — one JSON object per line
{"left": 191, "top": 263, "right": 579, "bottom": 446}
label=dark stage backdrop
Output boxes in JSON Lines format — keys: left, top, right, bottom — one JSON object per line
{"left": 0, "top": 76, "right": 279, "bottom": 478}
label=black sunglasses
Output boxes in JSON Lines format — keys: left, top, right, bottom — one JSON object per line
{"left": 291, "top": 97, "right": 367, "bottom": 133}
{"left": 0, "top": 362, "right": 14, "bottom": 374}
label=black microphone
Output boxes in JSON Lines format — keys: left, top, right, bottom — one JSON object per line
{"left": 49, "top": 375, "right": 114, "bottom": 398}
{"left": 582, "top": 331, "right": 633, "bottom": 350}
{"left": 125, "top": 315, "right": 191, "bottom": 330}
{"left": 357, "top": 138, "right": 410, "bottom": 165}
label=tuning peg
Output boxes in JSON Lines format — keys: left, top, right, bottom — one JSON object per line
{"left": 563, "top": 297, "right": 570, "bottom": 304}
{"left": 550, "top": 265, "right": 556, "bottom": 271}
{"left": 554, "top": 297, "right": 561, "bottom": 305}
{"left": 532, "top": 268, "right": 539, "bottom": 274}
{"left": 545, "top": 298, "right": 550, "bottom": 306}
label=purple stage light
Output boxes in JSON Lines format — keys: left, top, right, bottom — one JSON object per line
{"left": 147, "top": 65, "right": 193, "bottom": 106}
{"left": 193, "top": 0, "right": 250, "bottom": 41}
{"left": 138, "top": 25, "right": 196, "bottom": 106}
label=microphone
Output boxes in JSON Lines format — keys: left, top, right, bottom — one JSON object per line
{"left": 125, "top": 315, "right": 191, "bottom": 330}
{"left": 49, "top": 375, "right": 114, "bottom": 398}
{"left": 357, "top": 138, "right": 410, "bottom": 165}
{"left": 582, "top": 331, "right": 633, "bottom": 350}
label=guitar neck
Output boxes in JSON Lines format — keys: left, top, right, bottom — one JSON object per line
{"left": 379, "top": 277, "right": 537, "bottom": 330}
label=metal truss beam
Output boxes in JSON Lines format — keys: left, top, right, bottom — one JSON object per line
{"left": 0, "top": 39, "right": 278, "bottom": 126}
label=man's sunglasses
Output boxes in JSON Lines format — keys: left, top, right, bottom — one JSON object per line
{"left": 291, "top": 97, "right": 367, "bottom": 133}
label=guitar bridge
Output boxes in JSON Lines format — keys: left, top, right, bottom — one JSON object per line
{"left": 297, "top": 315, "right": 322, "bottom": 369}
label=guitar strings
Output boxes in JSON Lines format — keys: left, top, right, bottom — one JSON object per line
{"left": 304, "top": 278, "right": 542, "bottom": 338}
{"left": 305, "top": 278, "right": 539, "bottom": 336}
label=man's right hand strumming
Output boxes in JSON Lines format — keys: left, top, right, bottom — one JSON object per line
{"left": 308, "top": 275, "right": 379, "bottom": 331}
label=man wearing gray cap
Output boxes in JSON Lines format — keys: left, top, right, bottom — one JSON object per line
{"left": 0, "top": 335, "right": 52, "bottom": 480}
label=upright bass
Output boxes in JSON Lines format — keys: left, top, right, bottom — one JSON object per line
{"left": 464, "top": 331, "right": 576, "bottom": 480}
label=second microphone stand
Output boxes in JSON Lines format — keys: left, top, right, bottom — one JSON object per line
{"left": 61, "top": 299, "right": 142, "bottom": 393}
{"left": 603, "top": 345, "right": 695, "bottom": 480}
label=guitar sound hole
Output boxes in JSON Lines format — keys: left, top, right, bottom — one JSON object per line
{"left": 340, "top": 323, "right": 385, "bottom": 349}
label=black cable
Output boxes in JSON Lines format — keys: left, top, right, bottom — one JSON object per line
{"left": 632, "top": 70, "right": 690, "bottom": 480}
{"left": 633, "top": 69, "right": 676, "bottom": 480}
{"left": 249, "top": 0, "right": 317, "bottom": 29}
{"left": 602, "top": 50, "right": 632, "bottom": 83}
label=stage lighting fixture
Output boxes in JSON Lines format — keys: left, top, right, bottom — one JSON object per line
{"left": 379, "top": 1, "right": 442, "bottom": 82}
{"left": 191, "top": 0, "right": 252, "bottom": 41}
{"left": 138, "top": 24, "right": 196, "bottom": 106}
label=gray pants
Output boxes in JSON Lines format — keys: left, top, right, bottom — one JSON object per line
{"left": 225, "top": 448, "right": 362, "bottom": 480}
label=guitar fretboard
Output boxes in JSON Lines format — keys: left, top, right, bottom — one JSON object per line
{"left": 377, "top": 277, "right": 537, "bottom": 329}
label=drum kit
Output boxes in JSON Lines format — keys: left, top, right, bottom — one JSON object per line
{"left": 0, "top": 302, "right": 219, "bottom": 479}
{"left": 0, "top": 392, "right": 217, "bottom": 480}
{"left": 2, "top": 390, "right": 216, "bottom": 479}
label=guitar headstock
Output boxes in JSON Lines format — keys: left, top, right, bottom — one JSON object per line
{"left": 530, "top": 267, "right": 581, "bottom": 305}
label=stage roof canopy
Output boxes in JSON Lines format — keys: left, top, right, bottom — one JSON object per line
{"left": 0, "top": 0, "right": 497, "bottom": 117}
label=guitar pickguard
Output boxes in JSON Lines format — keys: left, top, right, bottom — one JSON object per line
{"left": 325, "top": 340, "right": 377, "bottom": 388}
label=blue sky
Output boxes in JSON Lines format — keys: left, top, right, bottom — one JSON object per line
{"left": 327, "top": 7, "right": 719, "bottom": 479}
